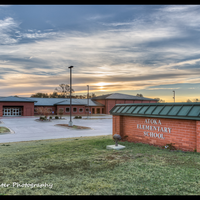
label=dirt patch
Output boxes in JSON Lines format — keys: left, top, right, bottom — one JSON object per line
{"left": 35, "top": 119, "right": 52, "bottom": 122}
{"left": 55, "top": 124, "right": 91, "bottom": 129}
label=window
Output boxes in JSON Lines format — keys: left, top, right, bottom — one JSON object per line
{"left": 34, "top": 108, "right": 37, "bottom": 113}
{"left": 73, "top": 108, "right": 77, "bottom": 112}
{"left": 86, "top": 108, "right": 89, "bottom": 112}
{"left": 66, "top": 108, "right": 70, "bottom": 112}
{"left": 47, "top": 108, "right": 52, "bottom": 112}
{"left": 58, "top": 108, "right": 64, "bottom": 114}
{"left": 79, "top": 108, "right": 83, "bottom": 112}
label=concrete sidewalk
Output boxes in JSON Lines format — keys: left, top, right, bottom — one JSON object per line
{"left": 0, "top": 115, "right": 112, "bottom": 143}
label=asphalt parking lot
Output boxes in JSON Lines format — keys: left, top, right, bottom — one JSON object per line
{"left": 0, "top": 115, "right": 112, "bottom": 143}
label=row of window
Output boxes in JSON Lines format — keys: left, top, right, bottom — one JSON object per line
{"left": 60, "top": 108, "right": 89, "bottom": 113}
{"left": 34, "top": 108, "right": 89, "bottom": 113}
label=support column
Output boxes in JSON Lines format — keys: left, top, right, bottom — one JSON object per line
{"left": 112, "top": 115, "right": 123, "bottom": 138}
{"left": 196, "top": 121, "right": 200, "bottom": 153}
{"left": 0, "top": 104, "right": 2, "bottom": 117}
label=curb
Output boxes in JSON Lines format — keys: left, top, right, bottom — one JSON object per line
{"left": 0, "top": 126, "right": 15, "bottom": 134}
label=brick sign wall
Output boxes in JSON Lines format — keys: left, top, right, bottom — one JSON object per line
{"left": 113, "top": 115, "right": 200, "bottom": 152}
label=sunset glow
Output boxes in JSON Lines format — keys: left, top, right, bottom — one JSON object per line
{"left": 0, "top": 5, "right": 200, "bottom": 102}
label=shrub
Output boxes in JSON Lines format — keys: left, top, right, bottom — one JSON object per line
{"left": 40, "top": 116, "right": 44, "bottom": 120}
{"left": 78, "top": 116, "right": 82, "bottom": 119}
{"left": 74, "top": 116, "right": 79, "bottom": 119}
{"left": 55, "top": 116, "right": 59, "bottom": 119}
{"left": 49, "top": 116, "right": 52, "bottom": 119}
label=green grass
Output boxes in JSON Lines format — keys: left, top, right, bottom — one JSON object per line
{"left": 0, "top": 127, "right": 10, "bottom": 134}
{"left": 0, "top": 135, "right": 200, "bottom": 195}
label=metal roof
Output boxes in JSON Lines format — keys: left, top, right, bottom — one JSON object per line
{"left": 0, "top": 96, "right": 37, "bottom": 102}
{"left": 30, "top": 98, "right": 67, "bottom": 106}
{"left": 54, "top": 99, "right": 105, "bottom": 106}
{"left": 92, "top": 93, "right": 157, "bottom": 101}
{"left": 29, "top": 97, "right": 104, "bottom": 106}
{"left": 110, "top": 103, "right": 200, "bottom": 120}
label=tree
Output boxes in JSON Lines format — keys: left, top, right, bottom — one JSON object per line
{"left": 186, "top": 99, "right": 192, "bottom": 103}
{"left": 31, "top": 93, "right": 49, "bottom": 98}
{"left": 193, "top": 98, "right": 200, "bottom": 102}
{"left": 91, "top": 93, "right": 96, "bottom": 98}
{"left": 49, "top": 92, "right": 59, "bottom": 98}
{"left": 73, "top": 93, "right": 96, "bottom": 99}
{"left": 136, "top": 94, "right": 143, "bottom": 97}
{"left": 37, "top": 107, "right": 52, "bottom": 119}
{"left": 154, "top": 98, "right": 165, "bottom": 103}
{"left": 75, "top": 95, "right": 87, "bottom": 99}
{"left": 55, "top": 83, "right": 75, "bottom": 98}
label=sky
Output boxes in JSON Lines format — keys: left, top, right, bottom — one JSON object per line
{"left": 1, "top": 5, "right": 200, "bottom": 102}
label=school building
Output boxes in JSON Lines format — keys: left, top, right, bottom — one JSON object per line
{"left": 0, "top": 93, "right": 158, "bottom": 117}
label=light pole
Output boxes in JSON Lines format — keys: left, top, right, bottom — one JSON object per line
{"left": 173, "top": 90, "right": 175, "bottom": 103}
{"left": 68, "top": 66, "right": 73, "bottom": 126}
{"left": 87, "top": 85, "right": 89, "bottom": 119}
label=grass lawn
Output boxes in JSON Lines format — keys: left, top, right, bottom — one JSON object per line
{"left": 0, "top": 127, "right": 10, "bottom": 134}
{"left": 0, "top": 135, "right": 200, "bottom": 195}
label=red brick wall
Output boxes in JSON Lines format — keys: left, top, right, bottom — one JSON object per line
{"left": 125, "top": 100, "right": 134, "bottom": 103}
{"left": 113, "top": 115, "right": 200, "bottom": 152}
{"left": 90, "top": 107, "right": 104, "bottom": 114}
{"left": 57, "top": 105, "right": 86, "bottom": 116}
{"left": 150, "top": 100, "right": 158, "bottom": 103}
{"left": 0, "top": 102, "right": 34, "bottom": 116}
{"left": 92, "top": 100, "right": 106, "bottom": 114}
{"left": 94, "top": 99, "right": 106, "bottom": 106}
{"left": 95, "top": 99, "right": 158, "bottom": 114}
{"left": 0, "top": 104, "right": 2, "bottom": 116}
{"left": 196, "top": 121, "right": 200, "bottom": 152}
{"left": 34, "top": 106, "right": 57, "bottom": 115}
{"left": 106, "top": 100, "right": 116, "bottom": 114}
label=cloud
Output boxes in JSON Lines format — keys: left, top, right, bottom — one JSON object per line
{"left": 0, "top": 17, "right": 20, "bottom": 44}
{"left": 19, "top": 31, "right": 58, "bottom": 39}
{"left": 1, "top": 5, "right": 200, "bottom": 97}
{"left": 147, "top": 88, "right": 180, "bottom": 90}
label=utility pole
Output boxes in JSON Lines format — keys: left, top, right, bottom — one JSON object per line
{"left": 173, "top": 91, "right": 175, "bottom": 103}
{"left": 68, "top": 66, "right": 73, "bottom": 126}
{"left": 87, "top": 85, "right": 89, "bottom": 119}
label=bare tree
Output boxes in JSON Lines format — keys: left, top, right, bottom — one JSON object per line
{"left": 58, "top": 109, "right": 64, "bottom": 119}
{"left": 37, "top": 107, "right": 52, "bottom": 120}
{"left": 136, "top": 94, "right": 143, "bottom": 97}
{"left": 55, "top": 84, "right": 75, "bottom": 98}
{"left": 186, "top": 99, "right": 192, "bottom": 103}
{"left": 154, "top": 98, "right": 165, "bottom": 103}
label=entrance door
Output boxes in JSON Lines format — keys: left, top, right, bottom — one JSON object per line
{"left": 3, "top": 108, "right": 22, "bottom": 116}
{"left": 92, "top": 108, "right": 95, "bottom": 114}
{"left": 97, "top": 108, "right": 100, "bottom": 114}
{"left": 12, "top": 108, "right": 20, "bottom": 116}
{"left": 3, "top": 108, "right": 10, "bottom": 116}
